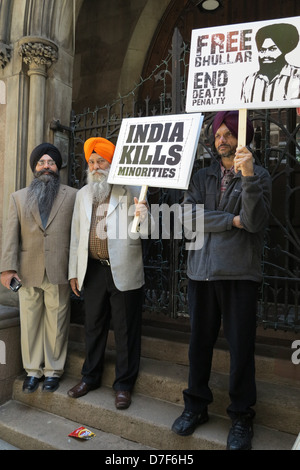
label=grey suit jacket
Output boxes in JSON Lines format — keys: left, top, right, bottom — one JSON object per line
{"left": 68, "top": 184, "right": 148, "bottom": 292}
{"left": 0, "top": 184, "right": 77, "bottom": 287}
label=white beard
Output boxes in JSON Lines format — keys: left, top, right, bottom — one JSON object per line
{"left": 87, "top": 169, "right": 111, "bottom": 203}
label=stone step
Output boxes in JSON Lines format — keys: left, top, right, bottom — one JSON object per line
{"left": 65, "top": 344, "right": 300, "bottom": 436}
{"left": 0, "top": 400, "right": 155, "bottom": 451}
{"left": 1, "top": 323, "right": 298, "bottom": 451}
{"left": 4, "top": 376, "right": 295, "bottom": 451}
{"left": 69, "top": 324, "right": 300, "bottom": 390}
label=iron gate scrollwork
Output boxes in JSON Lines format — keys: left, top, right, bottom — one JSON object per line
{"left": 69, "top": 29, "right": 300, "bottom": 332}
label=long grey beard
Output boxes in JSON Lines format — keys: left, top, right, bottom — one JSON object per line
{"left": 26, "top": 170, "right": 60, "bottom": 225}
{"left": 87, "top": 169, "right": 111, "bottom": 203}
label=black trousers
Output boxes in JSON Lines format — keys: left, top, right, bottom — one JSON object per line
{"left": 183, "top": 279, "right": 258, "bottom": 420}
{"left": 81, "top": 258, "right": 143, "bottom": 391}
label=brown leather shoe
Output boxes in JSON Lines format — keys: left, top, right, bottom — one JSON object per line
{"left": 115, "top": 390, "right": 131, "bottom": 409}
{"left": 67, "top": 381, "right": 98, "bottom": 398}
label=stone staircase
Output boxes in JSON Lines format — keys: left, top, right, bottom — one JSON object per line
{"left": 0, "top": 323, "right": 299, "bottom": 450}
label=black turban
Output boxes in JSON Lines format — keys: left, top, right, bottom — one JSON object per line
{"left": 255, "top": 23, "right": 299, "bottom": 56}
{"left": 212, "top": 111, "right": 254, "bottom": 145}
{"left": 29, "top": 143, "right": 62, "bottom": 172}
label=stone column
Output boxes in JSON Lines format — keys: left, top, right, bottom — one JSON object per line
{"left": 18, "top": 37, "right": 58, "bottom": 183}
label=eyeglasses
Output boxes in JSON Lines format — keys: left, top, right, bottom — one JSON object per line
{"left": 37, "top": 160, "right": 57, "bottom": 167}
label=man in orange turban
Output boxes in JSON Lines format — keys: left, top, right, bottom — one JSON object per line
{"left": 68, "top": 137, "right": 149, "bottom": 411}
{"left": 84, "top": 137, "right": 115, "bottom": 164}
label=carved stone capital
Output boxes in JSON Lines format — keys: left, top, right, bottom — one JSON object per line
{"left": 18, "top": 37, "right": 58, "bottom": 68}
{"left": 0, "top": 42, "right": 12, "bottom": 69}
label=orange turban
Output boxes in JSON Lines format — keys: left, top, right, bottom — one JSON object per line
{"left": 84, "top": 137, "right": 115, "bottom": 164}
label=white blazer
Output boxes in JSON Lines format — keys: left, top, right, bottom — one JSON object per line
{"left": 68, "top": 184, "right": 148, "bottom": 292}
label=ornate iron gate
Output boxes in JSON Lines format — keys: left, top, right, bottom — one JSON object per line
{"left": 68, "top": 29, "right": 300, "bottom": 332}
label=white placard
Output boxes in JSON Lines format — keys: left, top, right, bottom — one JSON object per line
{"left": 108, "top": 113, "right": 204, "bottom": 190}
{"left": 186, "top": 16, "right": 300, "bottom": 113}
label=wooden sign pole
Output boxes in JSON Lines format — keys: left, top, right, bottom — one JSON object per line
{"left": 131, "top": 184, "right": 148, "bottom": 233}
{"left": 235, "top": 108, "right": 248, "bottom": 173}
{"left": 238, "top": 108, "right": 247, "bottom": 148}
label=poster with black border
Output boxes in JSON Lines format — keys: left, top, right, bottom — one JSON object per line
{"left": 186, "top": 16, "right": 300, "bottom": 113}
{"left": 107, "top": 113, "right": 204, "bottom": 190}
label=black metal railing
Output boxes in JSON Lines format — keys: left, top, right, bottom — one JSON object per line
{"left": 69, "top": 29, "right": 300, "bottom": 332}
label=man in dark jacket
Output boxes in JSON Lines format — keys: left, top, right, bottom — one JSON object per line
{"left": 171, "top": 111, "right": 272, "bottom": 450}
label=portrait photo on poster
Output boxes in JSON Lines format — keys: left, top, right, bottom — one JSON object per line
{"left": 185, "top": 16, "right": 300, "bottom": 113}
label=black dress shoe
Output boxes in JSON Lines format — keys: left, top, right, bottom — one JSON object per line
{"left": 227, "top": 417, "right": 254, "bottom": 450}
{"left": 42, "top": 377, "right": 60, "bottom": 392}
{"left": 22, "top": 376, "right": 40, "bottom": 393}
{"left": 171, "top": 408, "right": 209, "bottom": 436}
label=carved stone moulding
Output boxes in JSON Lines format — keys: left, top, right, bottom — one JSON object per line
{"left": 18, "top": 36, "right": 58, "bottom": 68}
{"left": 0, "top": 42, "right": 12, "bottom": 69}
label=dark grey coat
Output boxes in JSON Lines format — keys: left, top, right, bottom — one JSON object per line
{"left": 184, "top": 157, "right": 272, "bottom": 282}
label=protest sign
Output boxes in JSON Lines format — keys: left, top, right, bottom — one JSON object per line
{"left": 186, "top": 16, "right": 300, "bottom": 113}
{"left": 108, "top": 113, "right": 203, "bottom": 232}
{"left": 107, "top": 113, "right": 203, "bottom": 190}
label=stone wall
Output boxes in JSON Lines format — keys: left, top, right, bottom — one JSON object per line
{"left": 0, "top": 80, "right": 6, "bottom": 250}
{"left": 0, "top": 306, "right": 23, "bottom": 405}
{"left": 72, "top": 0, "right": 170, "bottom": 112}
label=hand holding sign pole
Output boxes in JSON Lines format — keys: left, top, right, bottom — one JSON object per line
{"left": 131, "top": 184, "right": 148, "bottom": 233}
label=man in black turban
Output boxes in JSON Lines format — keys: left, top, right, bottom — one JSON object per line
{"left": 0, "top": 143, "right": 77, "bottom": 394}
{"left": 29, "top": 142, "right": 63, "bottom": 172}
{"left": 241, "top": 22, "right": 300, "bottom": 103}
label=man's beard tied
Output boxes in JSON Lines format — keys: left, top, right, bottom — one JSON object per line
{"left": 26, "top": 169, "right": 60, "bottom": 224}
{"left": 87, "top": 169, "right": 111, "bottom": 203}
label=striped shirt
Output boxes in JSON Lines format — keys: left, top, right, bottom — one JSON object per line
{"left": 241, "top": 63, "right": 300, "bottom": 103}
